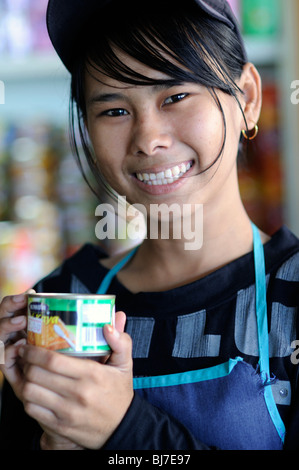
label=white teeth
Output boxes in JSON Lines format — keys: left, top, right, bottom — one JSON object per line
{"left": 172, "top": 165, "right": 180, "bottom": 177}
{"left": 180, "top": 163, "right": 186, "bottom": 173}
{"left": 136, "top": 162, "right": 192, "bottom": 186}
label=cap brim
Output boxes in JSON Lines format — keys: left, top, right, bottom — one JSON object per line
{"left": 47, "top": 0, "right": 108, "bottom": 72}
{"left": 46, "top": 0, "right": 246, "bottom": 72}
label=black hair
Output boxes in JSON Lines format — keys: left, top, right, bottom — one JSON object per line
{"left": 69, "top": 0, "right": 248, "bottom": 202}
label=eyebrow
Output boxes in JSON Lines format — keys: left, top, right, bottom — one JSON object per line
{"left": 87, "top": 82, "right": 186, "bottom": 106}
{"left": 88, "top": 92, "right": 127, "bottom": 105}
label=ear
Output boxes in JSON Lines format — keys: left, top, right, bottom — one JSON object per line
{"left": 238, "top": 63, "right": 262, "bottom": 132}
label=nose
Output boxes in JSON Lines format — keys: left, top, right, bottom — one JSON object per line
{"left": 130, "top": 111, "right": 173, "bottom": 156}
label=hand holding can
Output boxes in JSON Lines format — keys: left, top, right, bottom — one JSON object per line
{"left": 27, "top": 293, "right": 116, "bottom": 358}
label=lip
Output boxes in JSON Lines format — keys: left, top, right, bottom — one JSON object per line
{"left": 132, "top": 159, "right": 194, "bottom": 195}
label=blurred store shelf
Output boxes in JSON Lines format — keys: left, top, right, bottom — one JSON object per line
{"left": 0, "top": 0, "right": 299, "bottom": 301}
{"left": 0, "top": 52, "right": 67, "bottom": 80}
{"left": 245, "top": 37, "right": 283, "bottom": 65}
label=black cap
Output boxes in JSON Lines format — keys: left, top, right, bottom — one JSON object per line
{"left": 46, "top": 0, "right": 247, "bottom": 73}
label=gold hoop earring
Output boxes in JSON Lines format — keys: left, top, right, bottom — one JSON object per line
{"left": 242, "top": 125, "right": 259, "bottom": 141}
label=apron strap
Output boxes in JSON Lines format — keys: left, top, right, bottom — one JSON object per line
{"left": 97, "top": 246, "right": 139, "bottom": 294}
{"left": 96, "top": 223, "right": 286, "bottom": 444}
{"left": 251, "top": 222, "right": 286, "bottom": 443}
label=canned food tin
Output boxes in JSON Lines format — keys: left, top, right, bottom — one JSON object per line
{"left": 27, "top": 293, "right": 115, "bottom": 357}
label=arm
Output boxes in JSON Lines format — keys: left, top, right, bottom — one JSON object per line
{"left": 1, "top": 297, "right": 210, "bottom": 450}
{"left": 15, "top": 316, "right": 212, "bottom": 450}
{"left": 103, "top": 392, "right": 211, "bottom": 450}
{"left": 0, "top": 293, "right": 44, "bottom": 449}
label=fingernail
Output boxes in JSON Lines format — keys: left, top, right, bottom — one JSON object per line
{"left": 13, "top": 294, "right": 26, "bottom": 303}
{"left": 11, "top": 315, "right": 26, "bottom": 324}
{"left": 106, "top": 324, "right": 120, "bottom": 338}
{"left": 15, "top": 339, "right": 26, "bottom": 347}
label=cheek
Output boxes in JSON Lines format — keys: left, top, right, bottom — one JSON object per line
{"left": 88, "top": 125, "right": 134, "bottom": 195}
{"left": 90, "top": 127, "right": 115, "bottom": 159}
{"left": 178, "top": 106, "right": 224, "bottom": 164}
{"left": 89, "top": 125, "right": 125, "bottom": 173}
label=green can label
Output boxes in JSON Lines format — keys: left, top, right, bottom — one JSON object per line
{"left": 27, "top": 294, "right": 115, "bottom": 356}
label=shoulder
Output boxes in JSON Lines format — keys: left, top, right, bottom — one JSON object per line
{"left": 275, "top": 251, "right": 299, "bottom": 282}
{"left": 264, "top": 225, "right": 299, "bottom": 277}
{"left": 33, "top": 243, "right": 109, "bottom": 294}
{"left": 264, "top": 227, "right": 299, "bottom": 329}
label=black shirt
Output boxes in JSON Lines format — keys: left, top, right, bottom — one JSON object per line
{"left": 1, "top": 225, "right": 298, "bottom": 449}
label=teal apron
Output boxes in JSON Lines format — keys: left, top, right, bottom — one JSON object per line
{"left": 97, "top": 223, "right": 285, "bottom": 450}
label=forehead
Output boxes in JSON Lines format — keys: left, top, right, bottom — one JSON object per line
{"left": 85, "top": 47, "right": 178, "bottom": 92}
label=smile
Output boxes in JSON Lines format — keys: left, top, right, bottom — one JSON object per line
{"left": 135, "top": 161, "right": 193, "bottom": 186}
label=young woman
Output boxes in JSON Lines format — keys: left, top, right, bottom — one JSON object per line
{"left": 0, "top": 0, "right": 298, "bottom": 450}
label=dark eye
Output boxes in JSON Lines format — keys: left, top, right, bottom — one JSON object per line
{"left": 163, "top": 93, "right": 189, "bottom": 105}
{"left": 101, "top": 108, "right": 129, "bottom": 117}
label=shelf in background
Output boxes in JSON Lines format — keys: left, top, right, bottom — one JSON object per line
{"left": 0, "top": 36, "right": 282, "bottom": 82}
{"left": 0, "top": 52, "right": 68, "bottom": 81}
{"left": 245, "top": 36, "right": 283, "bottom": 66}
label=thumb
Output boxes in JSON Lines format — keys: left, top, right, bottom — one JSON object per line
{"left": 114, "top": 310, "right": 127, "bottom": 334}
{"left": 104, "top": 314, "right": 132, "bottom": 371}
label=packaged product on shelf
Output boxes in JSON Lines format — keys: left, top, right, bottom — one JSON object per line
{"left": 57, "top": 148, "right": 98, "bottom": 256}
{"left": 257, "top": 81, "right": 284, "bottom": 233}
{"left": 0, "top": 125, "right": 58, "bottom": 295}
{"left": 29, "top": 0, "right": 52, "bottom": 53}
{"left": 0, "top": 221, "right": 60, "bottom": 297}
{"left": 0, "top": 0, "right": 52, "bottom": 56}
{"left": 241, "top": 0, "right": 281, "bottom": 37}
{"left": 0, "top": 120, "right": 106, "bottom": 295}
{"left": 238, "top": 167, "right": 264, "bottom": 229}
{"left": 2, "top": 0, "right": 33, "bottom": 56}
{"left": 239, "top": 77, "right": 284, "bottom": 236}
{"left": 9, "top": 124, "right": 59, "bottom": 207}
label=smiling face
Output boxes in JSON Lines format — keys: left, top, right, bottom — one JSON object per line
{"left": 70, "top": 3, "right": 257, "bottom": 212}
{"left": 84, "top": 51, "right": 248, "bottom": 212}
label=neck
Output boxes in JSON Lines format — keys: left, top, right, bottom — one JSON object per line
{"left": 108, "top": 170, "right": 270, "bottom": 292}
{"left": 141, "top": 193, "right": 252, "bottom": 275}
{"left": 117, "top": 194, "right": 260, "bottom": 294}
